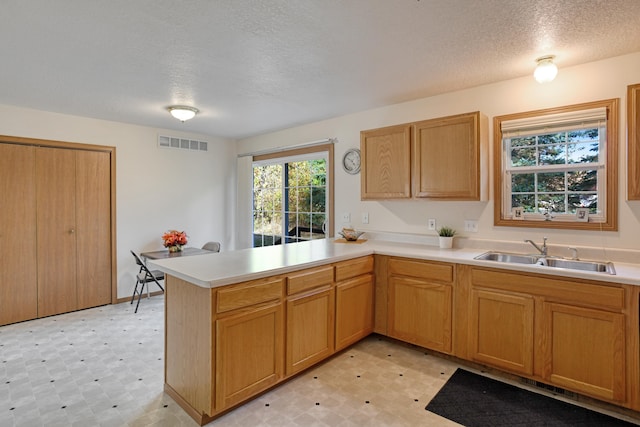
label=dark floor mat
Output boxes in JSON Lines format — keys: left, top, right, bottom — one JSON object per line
{"left": 425, "top": 369, "right": 638, "bottom": 426}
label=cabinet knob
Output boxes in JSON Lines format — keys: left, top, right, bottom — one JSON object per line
{"left": 69, "top": 228, "right": 75, "bottom": 234}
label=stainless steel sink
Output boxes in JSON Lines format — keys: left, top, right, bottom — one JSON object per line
{"left": 544, "top": 258, "right": 616, "bottom": 275}
{"left": 474, "top": 251, "right": 539, "bottom": 264}
{"left": 474, "top": 251, "right": 616, "bottom": 275}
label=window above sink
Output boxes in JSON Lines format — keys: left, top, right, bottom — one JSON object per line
{"left": 493, "top": 99, "right": 619, "bottom": 231}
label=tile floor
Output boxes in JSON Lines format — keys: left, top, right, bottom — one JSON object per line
{"left": 1, "top": 296, "right": 637, "bottom": 426}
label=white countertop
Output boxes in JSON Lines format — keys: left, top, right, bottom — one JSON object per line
{"left": 148, "top": 239, "right": 640, "bottom": 289}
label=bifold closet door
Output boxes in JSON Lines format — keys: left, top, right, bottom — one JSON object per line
{"left": 36, "top": 147, "right": 78, "bottom": 317}
{"left": 76, "top": 150, "right": 112, "bottom": 309}
{"left": 0, "top": 144, "right": 37, "bottom": 325}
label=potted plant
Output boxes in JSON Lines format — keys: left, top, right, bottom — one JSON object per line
{"left": 437, "top": 226, "right": 456, "bottom": 249}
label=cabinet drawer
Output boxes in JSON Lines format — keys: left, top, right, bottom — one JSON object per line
{"left": 217, "top": 277, "right": 283, "bottom": 313}
{"left": 471, "top": 268, "right": 625, "bottom": 311}
{"left": 388, "top": 258, "right": 453, "bottom": 283}
{"left": 287, "top": 265, "right": 334, "bottom": 295}
{"left": 335, "top": 256, "right": 374, "bottom": 282}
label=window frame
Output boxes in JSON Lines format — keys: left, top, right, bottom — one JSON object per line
{"left": 252, "top": 144, "right": 334, "bottom": 246}
{"left": 493, "top": 99, "right": 618, "bottom": 231}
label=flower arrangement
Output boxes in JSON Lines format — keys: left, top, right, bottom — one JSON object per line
{"left": 162, "top": 230, "right": 188, "bottom": 252}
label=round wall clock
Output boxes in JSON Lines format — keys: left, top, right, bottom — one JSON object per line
{"left": 342, "top": 148, "right": 361, "bottom": 175}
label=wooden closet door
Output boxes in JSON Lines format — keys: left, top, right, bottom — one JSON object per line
{"left": 36, "top": 147, "right": 78, "bottom": 317}
{"left": 0, "top": 144, "right": 37, "bottom": 325}
{"left": 76, "top": 150, "right": 112, "bottom": 309}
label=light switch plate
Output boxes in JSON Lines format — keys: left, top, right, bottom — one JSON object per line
{"left": 428, "top": 219, "right": 436, "bottom": 230}
{"left": 464, "top": 220, "right": 478, "bottom": 232}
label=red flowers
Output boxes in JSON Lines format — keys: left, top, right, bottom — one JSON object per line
{"left": 162, "top": 230, "right": 188, "bottom": 248}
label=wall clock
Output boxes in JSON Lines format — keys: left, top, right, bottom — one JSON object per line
{"left": 342, "top": 148, "right": 361, "bottom": 175}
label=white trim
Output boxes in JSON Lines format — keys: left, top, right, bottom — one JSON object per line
{"left": 501, "top": 107, "right": 606, "bottom": 137}
{"left": 238, "top": 138, "right": 336, "bottom": 158}
{"left": 253, "top": 151, "right": 329, "bottom": 167}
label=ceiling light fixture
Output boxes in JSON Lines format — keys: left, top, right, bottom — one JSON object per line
{"left": 533, "top": 55, "right": 558, "bottom": 83}
{"left": 167, "top": 105, "right": 199, "bottom": 122}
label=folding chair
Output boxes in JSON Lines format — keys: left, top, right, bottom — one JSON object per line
{"left": 130, "top": 250, "right": 165, "bottom": 313}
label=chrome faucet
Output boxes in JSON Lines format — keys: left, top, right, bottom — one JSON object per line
{"left": 525, "top": 237, "right": 547, "bottom": 256}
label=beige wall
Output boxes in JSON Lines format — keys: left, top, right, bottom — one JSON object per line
{"left": 2, "top": 52, "right": 640, "bottom": 300}
{"left": 238, "top": 52, "right": 640, "bottom": 252}
{"left": 0, "top": 105, "right": 237, "bottom": 298}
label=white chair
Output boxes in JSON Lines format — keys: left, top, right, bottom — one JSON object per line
{"left": 202, "top": 241, "right": 221, "bottom": 252}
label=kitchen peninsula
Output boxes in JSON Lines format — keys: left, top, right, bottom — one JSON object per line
{"left": 149, "top": 239, "right": 640, "bottom": 425}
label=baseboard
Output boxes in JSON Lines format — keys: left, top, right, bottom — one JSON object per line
{"left": 115, "top": 290, "right": 164, "bottom": 304}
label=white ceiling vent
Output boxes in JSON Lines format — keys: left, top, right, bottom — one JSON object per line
{"left": 158, "top": 135, "right": 208, "bottom": 152}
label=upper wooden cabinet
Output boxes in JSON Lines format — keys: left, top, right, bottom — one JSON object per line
{"left": 360, "top": 112, "right": 488, "bottom": 200}
{"left": 413, "top": 112, "right": 487, "bottom": 200}
{"left": 627, "top": 83, "right": 640, "bottom": 200}
{"left": 360, "top": 124, "right": 412, "bottom": 199}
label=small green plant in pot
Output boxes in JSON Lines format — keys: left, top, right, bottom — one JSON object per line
{"left": 437, "top": 226, "right": 456, "bottom": 249}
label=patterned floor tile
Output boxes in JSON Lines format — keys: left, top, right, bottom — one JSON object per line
{"left": 0, "top": 295, "right": 463, "bottom": 426}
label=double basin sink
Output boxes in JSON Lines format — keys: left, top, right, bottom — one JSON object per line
{"left": 474, "top": 251, "right": 616, "bottom": 275}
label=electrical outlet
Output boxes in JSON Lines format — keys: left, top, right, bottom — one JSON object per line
{"left": 362, "top": 212, "right": 369, "bottom": 224}
{"left": 464, "top": 220, "right": 478, "bottom": 233}
{"left": 342, "top": 212, "right": 351, "bottom": 223}
{"left": 428, "top": 219, "right": 436, "bottom": 230}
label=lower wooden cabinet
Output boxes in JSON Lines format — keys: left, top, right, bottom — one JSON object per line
{"left": 286, "top": 287, "right": 335, "bottom": 375}
{"left": 469, "top": 289, "right": 534, "bottom": 375}
{"left": 464, "top": 267, "right": 633, "bottom": 406}
{"left": 215, "top": 302, "right": 284, "bottom": 410}
{"left": 165, "top": 259, "right": 375, "bottom": 424}
{"left": 387, "top": 258, "right": 453, "bottom": 353}
{"left": 164, "top": 256, "right": 639, "bottom": 424}
{"left": 541, "top": 302, "right": 625, "bottom": 402}
{"left": 335, "top": 273, "right": 374, "bottom": 351}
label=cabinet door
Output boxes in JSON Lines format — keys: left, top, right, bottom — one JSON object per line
{"left": 335, "top": 274, "right": 374, "bottom": 351}
{"left": 36, "top": 147, "right": 78, "bottom": 317}
{"left": 76, "top": 150, "right": 112, "bottom": 309}
{"left": 286, "top": 287, "right": 335, "bottom": 375}
{"left": 388, "top": 276, "right": 452, "bottom": 353}
{"left": 360, "top": 124, "right": 412, "bottom": 199}
{"left": 413, "top": 112, "right": 483, "bottom": 200}
{"left": 542, "top": 302, "right": 625, "bottom": 402}
{"left": 469, "top": 289, "right": 534, "bottom": 374}
{"left": 0, "top": 144, "right": 37, "bottom": 325}
{"left": 216, "top": 302, "right": 284, "bottom": 410}
{"left": 628, "top": 84, "right": 640, "bottom": 200}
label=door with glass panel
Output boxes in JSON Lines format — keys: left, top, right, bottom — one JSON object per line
{"left": 253, "top": 153, "right": 329, "bottom": 247}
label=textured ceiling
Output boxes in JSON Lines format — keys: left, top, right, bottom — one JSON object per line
{"left": 1, "top": 0, "right": 639, "bottom": 139}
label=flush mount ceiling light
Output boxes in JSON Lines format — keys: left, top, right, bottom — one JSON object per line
{"left": 533, "top": 55, "right": 558, "bottom": 83}
{"left": 167, "top": 105, "right": 199, "bottom": 122}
